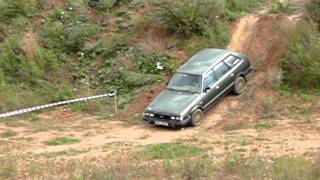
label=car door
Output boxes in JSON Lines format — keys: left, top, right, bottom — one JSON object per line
{"left": 202, "top": 61, "right": 233, "bottom": 110}
{"left": 201, "top": 69, "right": 218, "bottom": 108}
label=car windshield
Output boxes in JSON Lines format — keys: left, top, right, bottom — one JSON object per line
{"left": 167, "top": 73, "right": 202, "bottom": 93}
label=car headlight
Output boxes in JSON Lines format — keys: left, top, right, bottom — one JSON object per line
{"left": 171, "top": 117, "right": 176, "bottom": 120}
{"left": 174, "top": 116, "right": 184, "bottom": 121}
{"left": 150, "top": 113, "right": 154, "bottom": 117}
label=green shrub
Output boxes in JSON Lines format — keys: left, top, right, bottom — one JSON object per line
{"left": 305, "top": 0, "right": 320, "bottom": 29}
{"left": 121, "top": 71, "right": 160, "bottom": 87}
{"left": 280, "top": 21, "right": 320, "bottom": 90}
{"left": 225, "top": 0, "right": 261, "bottom": 20}
{"left": 269, "top": 0, "right": 292, "bottom": 13}
{"left": 0, "top": 0, "right": 37, "bottom": 22}
{"left": 40, "top": 18, "right": 97, "bottom": 53}
{"left": 154, "top": 0, "right": 225, "bottom": 37}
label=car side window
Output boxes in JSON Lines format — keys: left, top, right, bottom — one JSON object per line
{"left": 224, "top": 56, "right": 241, "bottom": 68}
{"left": 203, "top": 70, "right": 216, "bottom": 88}
{"left": 213, "top": 62, "right": 230, "bottom": 79}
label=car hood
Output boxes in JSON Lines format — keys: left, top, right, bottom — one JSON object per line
{"left": 147, "top": 89, "right": 200, "bottom": 115}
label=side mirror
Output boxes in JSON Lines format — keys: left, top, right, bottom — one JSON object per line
{"left": 204, "top": 87, "right": 211, "bottom": 92}
{"left": 166, "top": 80, "right": 170, "bottom": 85}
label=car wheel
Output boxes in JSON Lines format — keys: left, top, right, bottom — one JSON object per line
{"left": 191, "top": 109, "right": 203, "bottom": 127}
{"left": 233, "top": 76, "right": 246, "bottom": 95}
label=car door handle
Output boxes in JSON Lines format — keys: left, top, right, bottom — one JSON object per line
{"left": 215, "top": 86, "right": 220, "bottom": 90}
{"left": 230, "top": 73, "right": 234, "bottom": 77}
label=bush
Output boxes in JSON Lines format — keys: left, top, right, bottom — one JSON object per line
{"left": 0, "top": 0, "right": 36, "bottom": 22}
{"left": 154, "top": 0, "right": 225, "bottom": 37}
{"left": 225, "top": 0, "right": 261, "bottom": 20}
{"left": 280, "top": 21, "right": 320, "bottom": 90}
{"left": 305, "top": 0, "right": 320, "bottom": 29}
{"left": 40, "top": 18, "right": 97, "bottom": 53}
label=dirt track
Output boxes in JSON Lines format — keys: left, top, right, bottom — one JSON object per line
{"left": 1, "top": 9, "right": 320, "bottom": 162}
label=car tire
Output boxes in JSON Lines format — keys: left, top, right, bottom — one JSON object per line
{"left": 233, "top": 76, "right": 246, "bottom": 95}
{"left": 191, "top": 109, "right": 204, "bottom": 127}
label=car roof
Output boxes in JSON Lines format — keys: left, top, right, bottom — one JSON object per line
{"left": 176, "top": 48, "right": 234, "bottom": 75}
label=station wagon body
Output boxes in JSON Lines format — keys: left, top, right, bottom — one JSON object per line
{"left": 143, "top": 49, "right": 252, "bottom": 128}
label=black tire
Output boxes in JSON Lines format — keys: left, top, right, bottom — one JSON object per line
{"left": 191, "top": 109, "right": 204, "bottom": 127}
{"left": 233, "top": 76, "right": 246, "bottom": 95}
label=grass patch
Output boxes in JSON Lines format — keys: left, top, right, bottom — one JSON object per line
{"left": 224, "top": 155, "right": 320, "bottom": 180}
{"left": 43, "top": 136, "right": 80, "bottom": 146}
{"left": 255, "top": 120, "right": 277, "bottom": 129}
{"left": 0, "top": 129, "right": 17, "bottom": 138}
{"left": 0, "top": 156, "right": 16, "bottom": 179}
{"left": 140, "top": 143, "right": 206, "bottom": 160}
{"left": 36, "top": 148, "right": 88, "bottom": 158}
{"left": 223, "top": 122, "right": 251, "bottom": 131}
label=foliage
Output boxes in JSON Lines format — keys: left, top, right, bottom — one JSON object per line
{"left": 269, "top": 0, "right": 292, "bottom": 13}
{"left": 225, "top": 0, "right": 261, "bottom": 20}
{"left": 280, "top": 21, "right": 320, "bottom": 90}
{"left": 305, "top": 0, "right": 320, "bottom": 29}
{"left": 40, "top": 18, "right": 97, "bottom": 53}
{"left": 154, "top": 0, "right": 225, "bottom": 37}
{"left": 0, "top": 0, "right": 37, "bottom": 22}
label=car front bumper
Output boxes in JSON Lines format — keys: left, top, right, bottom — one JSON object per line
{"left": 144, "top": 115, "right": 191, "bottom": 127}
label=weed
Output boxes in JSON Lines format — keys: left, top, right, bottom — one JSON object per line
{"left": 272, "top": 157, "right": 320, "bottom": 180}
{"left": 44, "top": 136, "right": 80, "bottom": 146}
{"left": 223, "top": 122, "right": 251, "bottom": 131}
{"left": 140, "top": 143, "right": 206, "bottom": 160}
{"left": 269, "top": 0, "right": 293, "bottom": 13}
{"left": 0, "top": 156, "right": 16, "bottom": 178}
{"left": 0, "top": 0, "right": 37, "bottom": 22}
{"left": 36, "top": 149, "right": 88, "bottom": 158}
{"left": 255, "top": 120, "right": 277, "bottom": 129}
{"left": 0, "top": 130, "right": 17, "bottom": 138}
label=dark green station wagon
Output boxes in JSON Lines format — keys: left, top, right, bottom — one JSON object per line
{"left": 144, "top": 49, "right": 252, "bottom": 128}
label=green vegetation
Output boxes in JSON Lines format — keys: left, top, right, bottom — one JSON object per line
{"left": 36, "top": 148, "right": 88, "bottom": 158}
{"left": 269, "top": 0, "right": 292, "bottom": 13}
{"left": 280, "top": 1, "right": 320, "bottom": 91}
{"left": 305, "top": 0, "right": 320, "bottom": 29}
{"left": 44, "top": 136, "right": 80, "bottom": 146}
{"left": 255, "top": 120, "right": 277, "bottom": 129}
{"left": 140, "top": 143, "right": 206, "bottom": 160}
{"left": 280, "top": 21, "right": 320, "bottom": 91}
{"left": 0, "top": 0, "right": 37, "bottom": 22}
{"left": 0, "top": 156, "right": 16, "bottom": 178}
{"left": 224, "top": 155, "right": 320, "bottom": 180}
{"left": 0, "top": 129, "right": 17, "bottom": 138}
